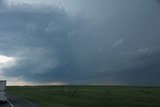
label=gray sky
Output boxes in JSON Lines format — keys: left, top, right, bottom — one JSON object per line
{"left": 0, "top": 0, "right": 160, "bottom": 86}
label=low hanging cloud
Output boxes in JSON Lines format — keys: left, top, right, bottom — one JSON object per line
{"left": 112, "top": 38, "right": 125, "bottom": 47}
{"left": 0, "top": 1, "right": 81, "bottom": 84}
{"left": 0, "top": 0, "right": 160, "bottom": 85}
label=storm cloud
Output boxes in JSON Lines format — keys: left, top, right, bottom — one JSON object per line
{"left": 0, "top": 0, "right": 160, "bottom": 85}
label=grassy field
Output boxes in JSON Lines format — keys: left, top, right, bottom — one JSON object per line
{"left": 7, "top": 85, "right": 160, "bottom": 107}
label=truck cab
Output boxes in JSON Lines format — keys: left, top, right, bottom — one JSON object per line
{"left": 0, "top": 80, "right": 7, "bottom": 103}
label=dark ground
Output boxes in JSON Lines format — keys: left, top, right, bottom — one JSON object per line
{"left": 7, "top": 85, "right": 160, "bottom": 107}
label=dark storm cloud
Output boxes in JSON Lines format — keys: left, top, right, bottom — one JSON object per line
{"left": 106, "top": 47, "right": 160, "bottom": 86}
{"left": 1, "top": 0, "right": 160, "bottom": 85}
{"left": 156, "top": 0, "right": 160, "bottom": 5}
{"left": 0, "top": 1, "right": 81, "bottom": 83}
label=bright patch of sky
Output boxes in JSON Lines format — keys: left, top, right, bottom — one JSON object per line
{"left": 0, "top": 55, "right": 16, "bottom": 69}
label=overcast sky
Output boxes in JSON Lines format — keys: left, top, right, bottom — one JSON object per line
{"left": 0, "top": 0, "right": 160, "bottom": 86}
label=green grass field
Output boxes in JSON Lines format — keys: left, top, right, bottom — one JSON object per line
{"left": 7, "top": 86, "right": 160, "bottom": 107}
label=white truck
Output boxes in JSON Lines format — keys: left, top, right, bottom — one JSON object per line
{"left": 0, "top": 80, "right": 7, "bottom": 103}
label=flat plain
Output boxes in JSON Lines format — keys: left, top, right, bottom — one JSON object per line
{"left": 7, "top": 85, "right": 160, "bottom": 107}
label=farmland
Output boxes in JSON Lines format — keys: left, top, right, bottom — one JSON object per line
{"left": 7, "top": 85, "right": 160, "bottom": 107}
